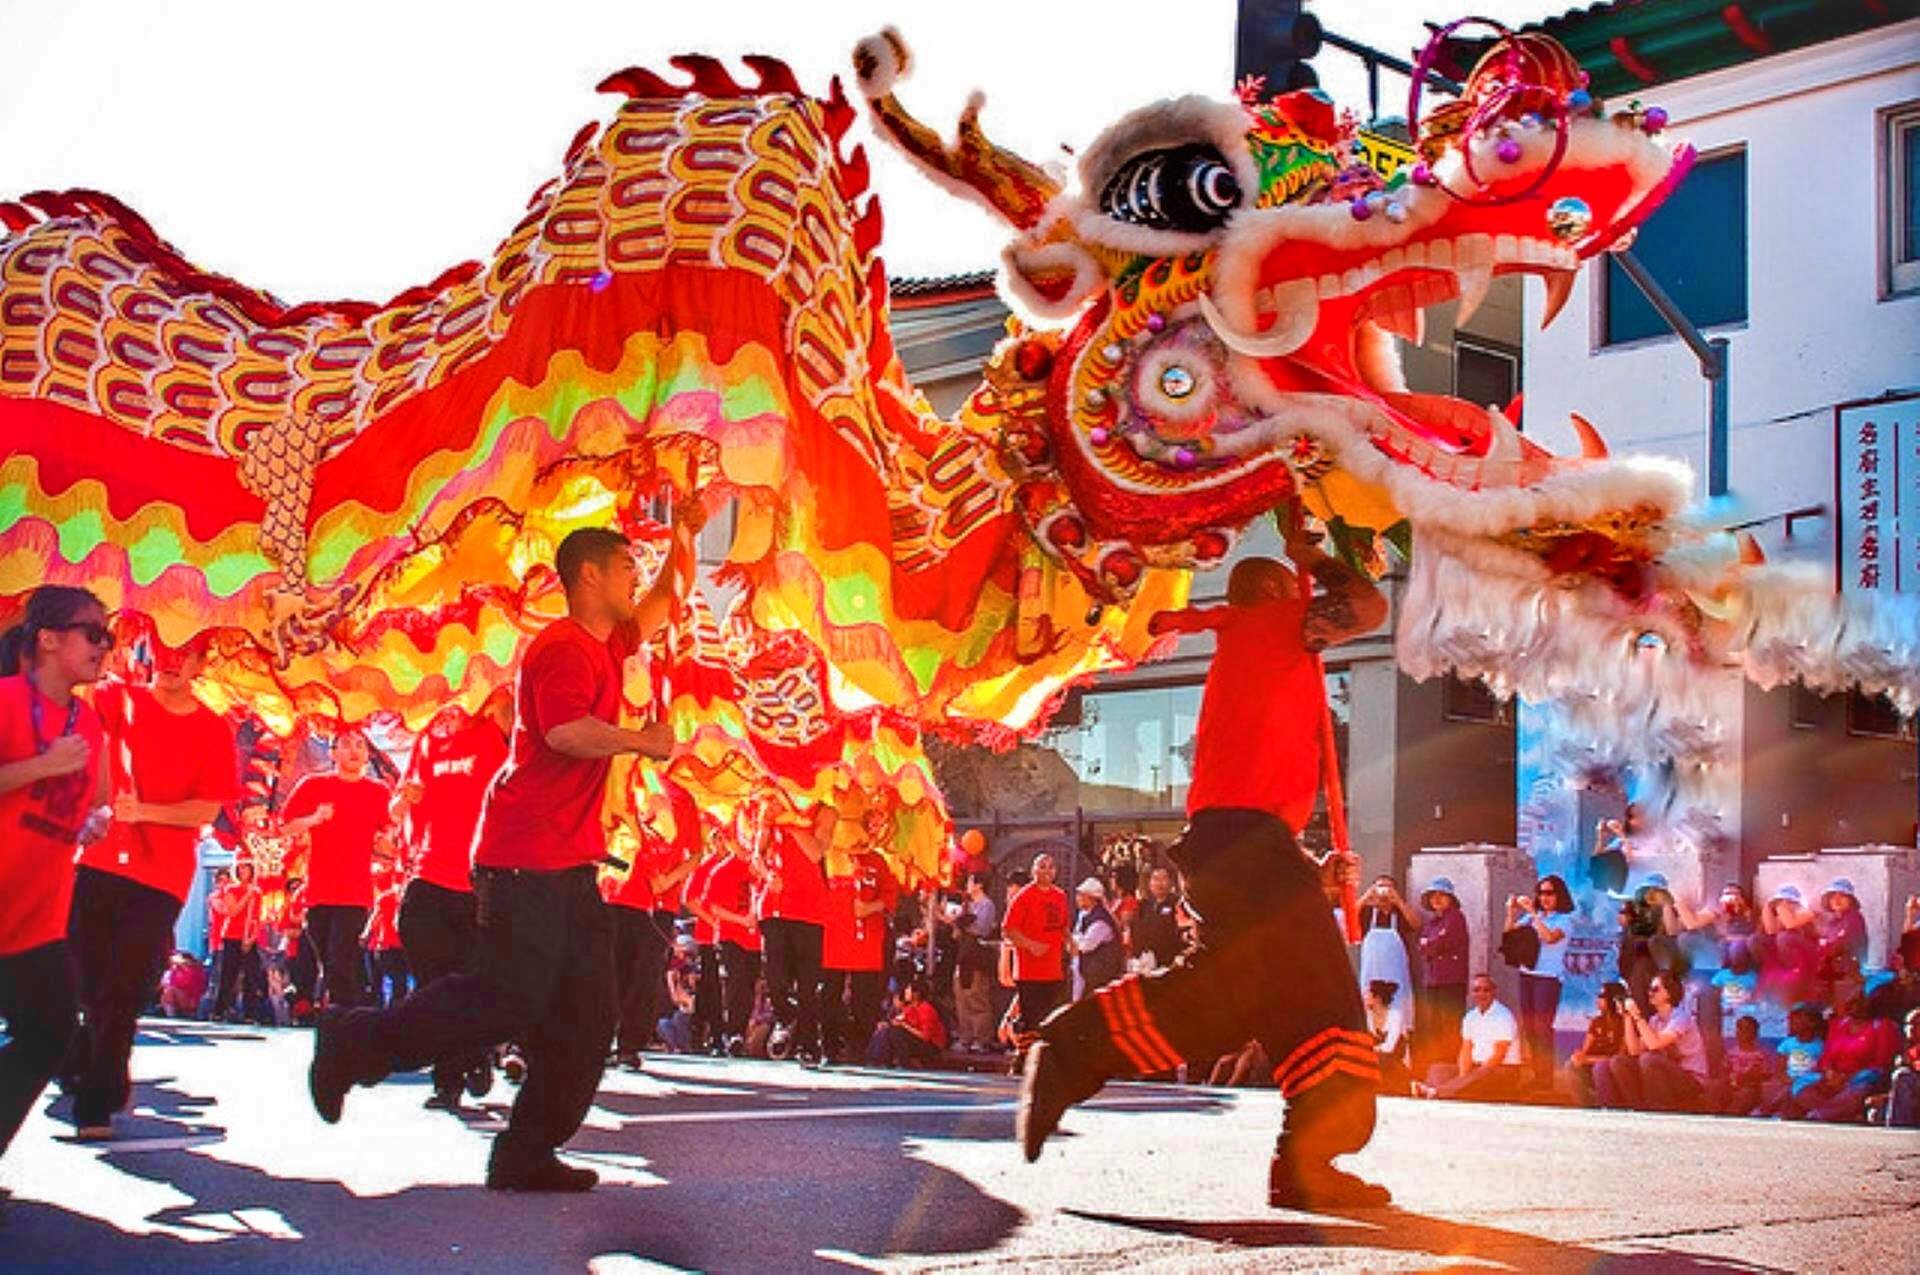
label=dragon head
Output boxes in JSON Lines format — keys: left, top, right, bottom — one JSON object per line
{"left": 859, "top": 25, "right": 1694, "bottom": 601}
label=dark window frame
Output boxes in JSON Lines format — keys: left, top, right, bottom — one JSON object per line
{"left": 1882, "top": 101, "right": 1920, "bottom": 299}
{"left": 1599, "top": 146, "right": 1749, "bottom": 349}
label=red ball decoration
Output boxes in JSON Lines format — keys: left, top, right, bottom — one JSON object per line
{"left": 1046, "top": 515, "right": 1087, "bottom": 550}
{"left": 1099, "top": 548, "right": 1143, "bottom": 589}
{"left": 1013, "top": 340, "right": 1054, "bottom": 382}
{"left": 1192, "top": 530, "right": 1229, "bottom": 561}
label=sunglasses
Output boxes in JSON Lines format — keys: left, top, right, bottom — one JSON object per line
{"left": 50, "top": 621, "right": 113, "bottom": 647}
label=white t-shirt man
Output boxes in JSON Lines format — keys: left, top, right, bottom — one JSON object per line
{"left": 1461, "top": 999, "right": 1521, "bottom": 1066}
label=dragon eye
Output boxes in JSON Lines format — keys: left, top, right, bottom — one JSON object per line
{"left": 1100, "top": 145, "right": 1241, "bottom": 232}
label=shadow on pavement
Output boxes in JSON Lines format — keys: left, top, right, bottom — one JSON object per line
{"left": 1069, "top": 1207, "right": 1786, "bottom": 1274}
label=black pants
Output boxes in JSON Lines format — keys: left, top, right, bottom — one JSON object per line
{"left": 398, "top": 879, "right": 482, "bottom": 1096}
{"left": 820, "top": 968, "right": 884, "bottom": 1059}
{"left": 760, "top": 918, "right": 823, "bottom": 1053}
{"left": 717, "top": 940, "right": 761, "bottom": 1042}
{"left": 694, "top": 943, "right": 724, "bottom": 1048}
{"left": 1017, "top": 979, "right": 1068, "bottom": 1036}
{"left": 212, "top": 939, "right": 268, "bottom": 1022}
{"left": 66, "top": 866, "right": 182, "bottom": 1127}
{"left": 307, "top": 904, "right": 370, "bottom": 1009}
{"left": 612, "top": 908, "right": 674, "bottom": 1056}
{"left": 868, "top": 1023, "right": 942, "bottom": 1068}
{"left": 0, "top": 940, "right": 79, "bottom": 1158}
{"left": 1038, "top": 809, "right": 1377, "bottom": 1168}
{"left": 339, "top": 865, "right": 616, "bottom": 1168}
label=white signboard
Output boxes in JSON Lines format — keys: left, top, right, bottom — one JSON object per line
{"left": 1836, "top": 394, "right": 1920, "bottom": 595}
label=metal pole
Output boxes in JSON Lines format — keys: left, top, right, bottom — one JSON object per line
{"left": 1614, "top": 249, "right": 1731, "bottom": 497}
{"left": 1367, "top": 57, "right": 1380, "bottom": 121}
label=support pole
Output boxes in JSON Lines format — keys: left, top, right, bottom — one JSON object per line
{"left": 1614, "top": 249, "right": 1731, "bottom": 497}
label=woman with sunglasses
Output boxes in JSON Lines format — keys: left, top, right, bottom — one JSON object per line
{"left": 0, "top": 586, "right": 111, "bottom": 1160}
{"left": 1505, "top": 873, "right": 1576, "bottom": 1089}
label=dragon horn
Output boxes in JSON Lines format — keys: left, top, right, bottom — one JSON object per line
{"left": 852, "top": 28, "right": 1060, "bottom": 230}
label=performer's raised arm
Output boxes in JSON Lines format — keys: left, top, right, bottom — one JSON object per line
{"left": 1287, "top": 524, "right": 1388, "bottom": 652}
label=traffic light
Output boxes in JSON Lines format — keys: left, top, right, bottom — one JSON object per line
{"left": 1237, "top": 0, "right": 1322, "bottom": 95}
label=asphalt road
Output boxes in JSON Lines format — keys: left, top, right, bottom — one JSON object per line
{"left": 0, "top": 1021, "right": 1914, "bottom": 1272}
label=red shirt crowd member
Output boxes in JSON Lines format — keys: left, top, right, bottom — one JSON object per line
{"left": 310, "top": 517, "right": 692, "bottom": 1193}
{"left": 362, "top": 856, "right": 410, "bottom": 1008}
{"left": 754, "top": 812, "right": 831, "bottom": 1062}
{"left": 208, "top": 861, "right": 264, "bottom": 1023}
{"left": 606, "top": 809, "right": 693, "bottom": 1067}
{"left": 282, "top": 730, "right": 393, "bottom": 1009}
{"left": 683, "top": 851, "right": 725, "bottom": 1051}
{"left": 68, "top": 643, "right": 239, "bottom": 1136}
{"left": 399, "top": 701, "right": 510, "bottom": 895}
{"left": 1003, "top": 853, "right": 1071, "bottom": 1034}
{"left": 704, "top": 845, "right": 762, "bottom": 1052}
{"left": 821, "top": 849, "right": 898, "bottom": 1061}
{"left": 0, "top": 585, "right": 111, "bottom": 1162}
{"left": 391, "top": 693, "right": 510, "bottom": 1108}
{"left": 1019, "top": 521, "right": 1392, "bottom": 1212}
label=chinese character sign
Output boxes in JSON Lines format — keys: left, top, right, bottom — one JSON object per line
{"left": 1837, "top": 395, "right": 1920, "bottom": 595}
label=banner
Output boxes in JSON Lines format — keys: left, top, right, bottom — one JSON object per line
{"left": 1835, "top": 393, "right": 1920, "bottom": 595}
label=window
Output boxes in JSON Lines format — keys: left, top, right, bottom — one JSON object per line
{"left": 1847, "top": 688, "right": 1912, "bottom": 740}
{"left": 1603, "top": 149, "right": 1747, "bottom": 346}
{"left": 1788, "top": 680, "right": 1824, "bottom": 731}
{"left": 1443, "top": 672, "right": 1509, "bottom": 724}
{"left": 1454, "top": 338, "right": 1519, "bottom": 412}
{"left": 1884, "top": 104, "right": 1920, "bottom": 297}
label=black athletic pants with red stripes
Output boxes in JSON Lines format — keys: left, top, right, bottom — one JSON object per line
{"left": 1038, "top": 807, "right": 1377, "bottom": 1167}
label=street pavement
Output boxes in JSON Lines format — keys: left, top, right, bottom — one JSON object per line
{"left": 0, "top": 1020, "right": 1914, "bottom": 1272}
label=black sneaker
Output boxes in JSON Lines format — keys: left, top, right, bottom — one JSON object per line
{"left": 465, "top": 1063, "right": 491, "bottom": 1099}
{"left": 724, "top": 1035, "right": 747, "bottom": 1058}
{"left": 424, "top": 1090, "right": 461, "bottom": 1112}
{"left": 767, "top": 1025, "right": 793, "bottom": 1061}
{"left": 308, "top": 1009, "right": 358, "bottom": 1124}
{"left": 485, "top": 1151, "right": 599, "bottom": 1193}
{"left": 1267, "top": 1156, "right": 1392, "bottom": 1210}
{"left": 501, "top": 1051, "right": 527, "bottom": 1085}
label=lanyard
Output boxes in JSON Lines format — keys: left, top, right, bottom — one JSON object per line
{"left": 27, "top": 687, "right": 80, "bottom": 752}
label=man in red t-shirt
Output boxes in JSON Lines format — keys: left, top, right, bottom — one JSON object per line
{"left": 66, "top": 640, "right": 238, "bottom": 1137}
{"left": 1019, "top": 520, "right": 1392, "bottom": 1210}
{"left": 312, "top": 517, "right": 695, "bottom": 1193}
{"left": 209, "top": 861, "right": 264, "bottom": 1021}
{"left": 820, "top": 848, "right": 897, "bottom": 1062}
{"left": 392, "top": 693, "right": 510, "bottom": 1109}
{"left": 753, "top": 809, "right": 832, "bottom": 1064}
{"left": 1003, "top": 854, "right": 1071, "bottom": 1040}
{"left": 282, "top": 730, "right": 393, "bottom": 1010}
{"left": 701, "top": 838, "right": 763, "bottom": 1054}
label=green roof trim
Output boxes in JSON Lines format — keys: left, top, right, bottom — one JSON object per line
{"left": 1511, "top": 0, "right": 1916, "bottom": 99}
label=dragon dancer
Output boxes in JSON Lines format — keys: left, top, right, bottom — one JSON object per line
{"left": 1018, "top": 516, "right": 1392, "bottom": 1209}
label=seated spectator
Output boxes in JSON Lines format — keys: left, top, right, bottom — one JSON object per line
{"left": 1365, "top": 979, "right": 1413, "bottom": 1095}
{"left": 1568, "top": 981, "right": 1629, "bottom": 1107}
{"left": 1592, "top": 970, "right": 1710, "bottom": 1112}
{"left": 1416, "top": 974, "right": 1522, "bottom": 1102}
{"left": 1872, "top": 1009, "right": 1920, "bottom": 1128}
{"left": 1706, "top": 1014, "right": 1776, "bottom": 1116}
{"left": 1755, "top": 1004, "right": 1828, "bottom": 1116}
{"left": 867, "top": 977, "right": 949, "bottom": 1068}
{"left": 158, "top": 951, "right": 208, "bottom": 1019}
{"left": 657, "top": 937, "right": 700, "bottom": 1053}
{"left": 1755, "top": 884, "right": 1820, "bottom": 1006}
{"left": 1789, "top": 990, "right": 1897, "bottom": 1123}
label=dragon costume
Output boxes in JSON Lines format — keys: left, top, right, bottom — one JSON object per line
{"left": 2, "top": 24, "right": 1913, "bottom": 884}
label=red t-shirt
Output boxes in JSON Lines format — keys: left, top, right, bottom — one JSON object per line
{"left": 754, "top": 827, "right": 828, "bottom": 926}
{"left": 1004, "top": 882, "right": 1070, "bottom": 982}
{"left": 283, "top": 772, "right": 392, "bottom": 909}
{"left": 210, "top": 880, "right": 260, "bottom": 945}
{"left": 686, "top": 855, "right": 720, "bottom": 944}
{"left": 79, "top": 683, "right": 238, "bottom": 903}
{"left": 702, "top": 854, "right": 760, "bottom": 951}
{"left": 607, "top": 831, "right": 667, "bottom": 912}
{"left": 0, "top": 674, "right": 105, "bottom": 956}
{"left": 1180, "top": 595, "right": 1323, "bottom": 829}
{"left": 646, "top": 782, "right": 703, "bottom": 913}
{"left": 900, "top": 998, "right": 948, "bottom": 1050}
{"left": 406, "top": 717, "right": 508, "bottom": 893}
{"left": 474, "top": 619, "right": 633, "bottom": 871}
{"left": 822, "top": 855, "right": 898, "bottom": 972}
